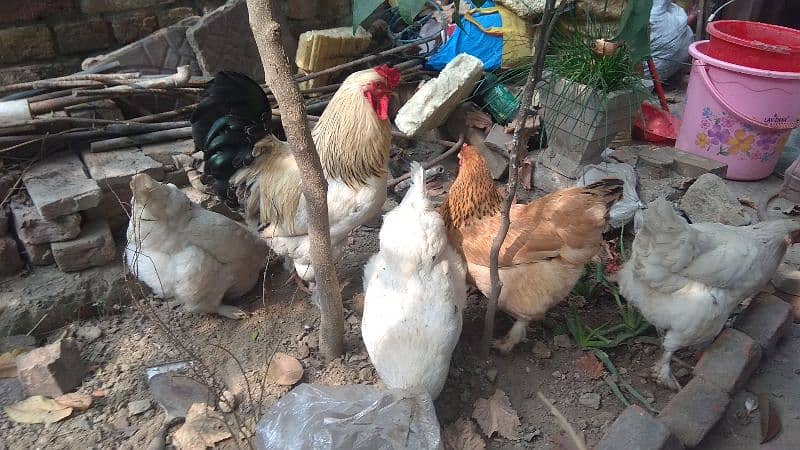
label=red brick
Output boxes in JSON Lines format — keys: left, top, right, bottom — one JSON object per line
{"left": 658, "top": 377, "right": 730, "bottom": 447}
{"left": 693, "top": 328, "right": 762, "bottom": 394}
{"left": 597, "top": 405, "right": 684, "bottom": 450}
{"left": 0, "top": 25, "right": 55, "bottom": 65}
{"left": 734, "top": 293, "right": 793, "bottom": 353}
{"left": 53, "top": 18, "right": 112, "bottom": 54}
{"left": 0, "top": 0, "right": 76, "bottom": 25}
{"left": 15, "top": 339, "right": 86, "bottom": 397}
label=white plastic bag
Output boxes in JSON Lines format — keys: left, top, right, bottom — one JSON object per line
{"left": 577, "top": 159, "right": 646, "bottom": 230}
{"left": 647, "top": 0, "right": 694, "bottom": 81}
{"left": 256, "top": 384, "right": 443, "bottom": 450}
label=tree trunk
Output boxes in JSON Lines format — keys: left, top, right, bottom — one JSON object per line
{"left": 246, "top": 0, "right": 344, "bottom": 360}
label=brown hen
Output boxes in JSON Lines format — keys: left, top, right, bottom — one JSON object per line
{"left": 440, "top": 145, "right": 623, "bottom": 352}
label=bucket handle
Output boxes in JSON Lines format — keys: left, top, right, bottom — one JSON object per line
{"left": 697, "top": 62, "right": 797, "bottom": 130}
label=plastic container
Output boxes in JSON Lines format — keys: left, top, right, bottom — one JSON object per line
{"left": 476, "top": 73, "right": 520, "bottom": 125}
{"left": 707, "top": 20, "right": 800, "bottom": 72}
{"left": 675, "top": 41, "right": 800, "bottom": 181}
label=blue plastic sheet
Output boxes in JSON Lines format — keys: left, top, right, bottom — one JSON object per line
{"left": 425, "top": 0, "right": 504, "bottom": 71}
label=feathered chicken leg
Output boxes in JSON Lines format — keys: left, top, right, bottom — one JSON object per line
{"left": 493, "top": 320, "right": 529, "bottom": 354}
{"left": 654, "top": 334, "right": 682, "bottom": 390}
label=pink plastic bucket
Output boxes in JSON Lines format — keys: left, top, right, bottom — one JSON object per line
{"left": 676, "top": 41, "right": 800, "bottom": 180}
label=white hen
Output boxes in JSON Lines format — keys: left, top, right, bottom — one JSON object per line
{"left": 126, "top": 173, "right": 268, "bottom": 319}
{"left": 361, "top": 162, "right": 467, "bottom": 399}
{"left": 617, "top": 197, "right": 800, "bottom": 389}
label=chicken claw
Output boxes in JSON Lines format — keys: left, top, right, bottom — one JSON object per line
{"left": 653, "top": 351, "right": 682, "bottom": 390}
{"left": 492, "top": 320, "right": 529, "bottom": 354}
{"left": 216, "top": 305, "right": 249, "bottom": 320}
{"left": 284, "top": 270, "right": 313, "bottom": 294}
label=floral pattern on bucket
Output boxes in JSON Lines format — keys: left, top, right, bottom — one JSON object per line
{"left": 694, "top": 107, "right": 790, "bottom": 163}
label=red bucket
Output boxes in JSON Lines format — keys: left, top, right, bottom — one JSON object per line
{"left": 707, "top": 20, "right": 800, "bottom": 72}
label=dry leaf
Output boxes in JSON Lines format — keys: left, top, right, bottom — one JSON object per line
{"left": 91, "top": 389, "right": 107, "bottom": 398}
{"left": 738, "top": 197, "right": 757, "bottom": 209}
{"left": 575, "top": 353, "right": 604, "bottom": 380}
{"left": 267, "top": 353, "right": 303, "bottom": 386}
{"left": 0, "top": 348, "right": 28, "bottom": 378}
{"left": 173, "top": 403, "right": 232, "bottom": 450}
{"left": 4, "top": 396, "right": 73, "bottom": 424}
{"left": 54, "top": 393, "right": 93, "bottom": 411}
{"left": 759, "top": 393, "right": 781, "bottom": 444}
{"left": 472, "top": 389, "right": 521, "bottom": 440}
{"left": 443, "top": 418, "right": 486, "bottom": 450}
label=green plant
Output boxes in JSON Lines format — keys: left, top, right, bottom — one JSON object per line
{"left": 566, "top": 308, "right": 615, "bottom": 350}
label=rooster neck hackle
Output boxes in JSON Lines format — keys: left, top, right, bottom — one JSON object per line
{"left": 312, "top": 69, "right": 391, "bottom": 188}
{"left": 440, "top": 147, "right": 502, "bottom": 230}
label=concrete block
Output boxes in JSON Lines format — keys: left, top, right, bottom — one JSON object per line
{"left": 533, "top": 156, "right": 579, "bottom": 192}
{"left": 771, "top": 263, "right": 800, "bottom": 296}
{"left": 22, "top": 153, "right": 102, "bottom": 220}
{"left": 671, "top": 148, "right": 728, "bottom": 179}
{"left": 597, "top": 405, "right": 684, "bottom": 450}
{"left": 10, "top": 199, "right": 81, "bottom": 245}
{"left": 142, "top": 139, "right": 196, "bottom": 165}
{"left": 16, "top": 339, "right": 86, "bottom": 398}
{"left": 693, "top": 328, "right": 762, "bottom": 394}
{"left": 734, "top": 293, "right": 793, "bottom": 353}
{"left": 83, "top": 18, "right": 201, "bottom": 76}
{"left": 658, "top": 377, "right": 730, "bottom": 447}
{"left": 395, "top": 53, "right": 484, "bottom": 137}
{"left": 51, "top": 219, "right": 116, "bottom": 272}
{"left": 0, "top": 236, "right": 24, "bottom": 275}
{"left": 187, "top": 0, "right": 265, "bottom": 82}
{"left": 83, "top": 149, "right": 164, "bottom": 188}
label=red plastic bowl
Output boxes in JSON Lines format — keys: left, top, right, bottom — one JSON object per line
{"left": 707, "top": 20, "right": 800, "bottom": 72}
{"left": 633, "top": 103, "right": 681, "bottom": 144}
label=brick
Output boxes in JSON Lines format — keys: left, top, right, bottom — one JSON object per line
{"left": 79, "top": 0, "right": 161, "bottom": 14}
{"left": 187, "top": 0, "right": 265, "bottom": 82}
{"left": 83, "top": 149, "right": 164, "bottom": 188}
{"left": 15, "top": 339, "right": 86, "bottom": 397}
{"left": 658, "top": 377, "right": 730, "bottom": 447}
{"left": 396, "top": 54, "right": 484, "bottom": 137}
{"left": 110, "top": 11, "right": 159, "bottom": 44}
{"left": 597, "top": 405, "right": 684, "bottom": 450}
{"left": 0, "top": 25, "right": 56, "bottom": 65}
{"left": 0, "top": 236, "right": 24, "bottom": 275}
{"left": 53, "top": 19, "right": 112, "bottom": 54}
{"left": 693, "top": 328, "right": 762, "bottom": 394}
{"left": 0, "top": 0, "right": 76, "bottom": 25}
{"left": 0, "top": 205, "right": 8, "bottom": 236}
{"left": 771, "top": 263, "right": 800, "bottom": 296}
{"left": 85, "top": 186, "right": 132, "bottom": 232}
{"left": 83, "top": 17, "right": 200, "bottom": 76}
{"left": 671, "top": 148, "right": 728, "bottom": 178}
{"left": 141, "top": 139, "right": 196, "bottom": 165}
{"left": 51, "top": 219, "right": 116, "bottom": 272}
{"left": 484, "top": 123, "right": 513, "bottom": 154}
{"left": 10, "top": 199, "right": 81, "bottom": 245}
{"left": 734, "top": 293, "right": 793, "bottom": 352}
{"left": 22, "top": 153, "right": 101, "bottom": 220}
{"left": 17, "top": 239, "right": 55, "bottom": 266}
{"left": 0, "top": 59, "right": 82, "bottom": 85}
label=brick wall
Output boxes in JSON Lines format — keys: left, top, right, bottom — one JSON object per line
{"left": 0, "top": 0, "right": 225, "bottom": 85}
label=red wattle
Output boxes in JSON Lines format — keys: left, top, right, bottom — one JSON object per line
{"left": 377, "top": 93, "right": 389, "bottom": 120}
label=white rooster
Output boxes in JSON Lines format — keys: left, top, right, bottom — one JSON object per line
{"left": 126, "top": 173, "right": 268, "bottom": 319}
{"left": 361, "top": 162, "right": 467, "bottom": 399}
{"left": 616, "top": 197, "right": 800, "bottom": 389}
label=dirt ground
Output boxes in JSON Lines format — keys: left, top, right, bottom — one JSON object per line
{"left": 0, "top": 177, "right": 681, "bottom": 450}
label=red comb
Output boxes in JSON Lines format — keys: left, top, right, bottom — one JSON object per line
{"left": 374, "top": 64, "right": 400, "bottom": 89}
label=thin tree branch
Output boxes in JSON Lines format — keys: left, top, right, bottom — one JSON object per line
{"left": 482, "top": 0, "right": 562, "bottom": 357}
{"left": 246, "top": 0, "right": 344, "bottom": 360}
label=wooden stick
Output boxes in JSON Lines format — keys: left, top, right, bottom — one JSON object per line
{"left": 89, "top": 127, "right": 193, "bottom": 152}
{"left": 130, "top": 105, "right": 196, "bottom": 123}
{"left": 0, "top": 72, "right": 141, "bottom": 96}
{"left": 387, "top": 135, "right": 463, "bottom": 188}
{"left": 74, "top": 87, "right": 203, "bottom": 97}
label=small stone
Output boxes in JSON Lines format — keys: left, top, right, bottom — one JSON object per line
{"left": 579, "top": 392, "right": 601, "bottom": 410}
{"left": 486, "top": 368, "right": 498, "bottom": 383}
{"left": 532, "top": 340, "right": 552, "bottom": 359}
{"left": 552, "top": 370, "right": 563, "bottom": 379}
{"left": 303, "top": 334, "right": 319, "bottom": 349}
{"left": 15, "top": 339, "right": 86, "bottom": 397}
{"left": 76, "top": 325, "right": 102, "bottom": 342}
{"left": 127, "top": 399, "right": 152, "bottom": 417}
{"left": 679, "top": 173, "right": 753, "bottom": 225}
{"left": 358, "top": 367, "right": 373, "bottom": 381}
{"left": 522, "top": 429, "right": 541, "bottom": 442}
{"left": 296, "top": 342, "right": 310, "bottom": 359}
{"left": 674, "top": 367, "right": 690, "bottom": 378}
{"left": 219, "top": 390, "right": 236, "bottom": 413}
{"left": 553, "top": 334, "right": 572, "bottom": 349}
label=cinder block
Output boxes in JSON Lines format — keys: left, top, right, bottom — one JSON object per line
{"left": 693, "top": 328, "right": 762, "bottom": 394}
{"left": 734, "top": 293, "right": 793, "bottom": 353}
{"left": 658, "top": 377, "right": 730, "bottom": 447}
{"left": 395, "top": 53, "right": 484, "bottom": 137}
{"left": 22, "top": 153, "right": 101, "bottom": 220}
{"left": 597, "top": 405, "right": 684, "bottom": 450}
{"left": 83, "top": 149, "right": 164, "bottom": 188}
{"left": 10, "top": 199, "right": 81, "bottom": 245}
{"left": 51, "top": 219, "right": 116, "bottom": 272}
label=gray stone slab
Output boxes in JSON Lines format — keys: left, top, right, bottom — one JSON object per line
{"left": 22, "top": 152, "right": 101, "bottom": 220}
{"left": 51, "top": 219, "right": 116, "bottom": 273}
{"left": 10, "top": 198, "right": 81, "bottom": 245}
{"left": 83, "top": 149, "right": 164, "bottom": 188}
{"left": 141, "top": 139, "right": 196, "bottom": 165}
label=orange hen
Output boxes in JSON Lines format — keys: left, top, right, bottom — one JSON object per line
{"left": 440, "top": 145, "right": 623, "bottom": 352}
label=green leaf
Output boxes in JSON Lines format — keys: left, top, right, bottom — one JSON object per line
{"left": 352, "top": 0, "right": 385, "bottom": 34}
{"left": 398, "top": 0, "right": 428, "bottom": 25}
